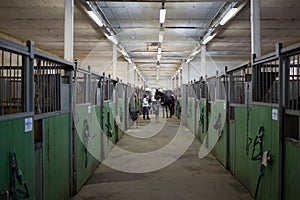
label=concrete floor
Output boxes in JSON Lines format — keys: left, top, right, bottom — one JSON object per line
{"left": 72, "top": 114, "right": 253, "bottom": 200}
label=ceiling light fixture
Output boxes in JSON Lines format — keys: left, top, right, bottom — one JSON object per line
{"left": 87, "top": 10, "right": 104, "bottom": 27}
{"left": 157, "top": 54, "right": 161, "bottom": 61}
{"left": 220, "top": 7, "right": 238, "bottom": 26}
{"left": 158, "top": 34, "right": 164, "bottom": 43}
{"left": 106, "top": 35, "right": 118, "bottom": 45}
{"left": 124, "top": 57, "right": 132, "bottom": 63}
{"left": 159, "top": 8, "right": 166, "bottom": 24}
{"left": 202, "top": 33, "right": 216, "bottom": 45}
{"left": 158, "top": 47, "right": 162, "bottom": 54}
{"left": 158, "top": 25, "right": 164, "bottom": 43}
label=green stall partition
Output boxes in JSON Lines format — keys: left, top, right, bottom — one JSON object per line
{"left": 103, "top": 101, "right": 115, "bottom": 155}
{"left": 229, "top": 106, "right": 247, "bottom": 176}
{"left": 0, "top": 117, "right": 35, "bottom": 200}
{"left": 195, "top": 99, "right": 200, "bottom": 138}
{"left": 187, "top": 97, "right": 196, "bottom": 134}
{"left": 209, "top": 101, "right": 227, "bottom": 167}
{"left": 43, "top": 113, "right": 71, "bottom": 200}
{"left": 197, "top": 99, "right": 207, "bottom": 143}
{"left": 117, "top": 98, "right": 126, "bottom": 140}
{"left": 231, "top": 106, "right": 253, "bottom": 186}
{"left": 74, "top": 104, "right": 101, "bottom": 191}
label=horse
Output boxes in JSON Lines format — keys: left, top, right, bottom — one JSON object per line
{"left": 156, "top": 91, "right": 175, "bottom": 118}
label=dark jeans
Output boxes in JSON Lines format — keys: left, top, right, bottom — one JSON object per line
{"left": 168, "top": 104, "right": 174, "bottom": 117}
{"left": 143, "top": 106, "right": 149, "bottom": 119}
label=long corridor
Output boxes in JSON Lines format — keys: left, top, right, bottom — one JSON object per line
{"left": 72, "top": 115, "right": 252, "bottom": 200}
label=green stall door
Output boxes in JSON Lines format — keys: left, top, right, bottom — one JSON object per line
{"left": 43, "top": 114, "right": 71, "bottom": 200}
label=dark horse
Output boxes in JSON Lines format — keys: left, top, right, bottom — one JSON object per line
{"left": 155, "top": 90, "right": 175, "bottom": 118}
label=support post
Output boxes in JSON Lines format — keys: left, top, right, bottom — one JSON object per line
{"left": 278, "top": 43, "right": 284, "bottom": 200}
{"left": 64, "top": 0, "right": 74, "bottom": 61}
{"left": 201, "top": 45, "right": 206, "bottom": 80}
{"left": 112, "top": 44, "right": 117, "bottom": 79}
{"left": 178, "top": 69, "right": 182, "bottom": 88}
{"left": 251, "top": 0, "right": 261, "bottom": 59}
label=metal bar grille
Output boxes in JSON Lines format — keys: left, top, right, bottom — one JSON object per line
{"left": 90, "top": 75, "right": 99, "bottom": 105}
{"left": 200, "top": 81, "right": 206, "bottom": 99}
{"left": 253, "top": 59, "right": 279, "bottom": 103}
{"left": 0, "top": 49, "right": 24, "bottom": 116}
{"left": 188, "top": 84, "right": 194, "bottom": 98}
{"left": 229, "top": 69, "right": 246, "bottom": 104}
{"left": 104, "top": 78, "right": 109, "bottom": 101}
{"left": 286, "top": 52, "right": 300, "bottom": 111}
{"left": 34, "top": 57, "right": 62, "bottom": 114}
{"left": 207, "top": 77, "right": 216, "bottom": 102}
{"left": 74, "top": 71, "right": 86, "bottom": 104}
{"left": 193, "top": 82, "right": 200, "bottom": 100}
{"left": 217, "top": 75, "right": 226, "bottom": 100}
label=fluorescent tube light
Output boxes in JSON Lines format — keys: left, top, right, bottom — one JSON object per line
{"left": 158, "top": 34, "right": 164, "bottom": 43}
{"left": 107, "top": 35, "right": 118, "bottom": 45}
{"left": 125, "top": 57, "right": 132, "bottom": 63}
{"left": 159, "top": 8, "right": 166, "bottom": 24}
{"left": 158, "top": 47, "right": 162, "bottom": 54}
{"left": 220, "top": 7, "right": 238, "bottom": 26}
{"left": 202, "top": 33, "right": 216, "bottom": 45}
{"left": 87, "top": 10, "right": 103, "bottom": 27}
{"left": 157, "top": 54, "right": 161, "bottom": 61}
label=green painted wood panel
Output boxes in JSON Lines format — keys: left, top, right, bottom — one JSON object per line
{"left": 0, "top": 117, "right": 35, "bottom": 200}
{"left": 43, "top": 114, "right": 70, "bottom": 200}
{"left": 229, "top": 119, "right": 236, "bottom": 174}
{"left": 74, "top": 105, "right": 100, "bottom": 191}
{"left": 187, "top": 97, "right": 195, "bottom": 134}
{"left": 249, "top": 105, "right": 279, "bottom": 200}
{"left": 284, "top": 140, "right": 299, "bottom": 200}
{"left": 211, "top": 102, "right": 227, "bottom": 166}
{"left": 198, "top": 100, "right": 207, "bottom": 143}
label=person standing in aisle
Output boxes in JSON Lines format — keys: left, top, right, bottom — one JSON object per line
{"left": 142, "top": 94, "right": 150, "bottom": 120}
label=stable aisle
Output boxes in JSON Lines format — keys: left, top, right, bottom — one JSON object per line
{"left": 72, "top": 115, "right": 252, "bottom": 200}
